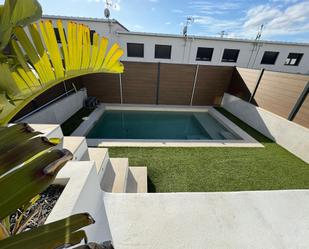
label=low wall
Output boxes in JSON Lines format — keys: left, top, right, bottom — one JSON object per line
{"left": 221, "top": 93, "right": 309, "bottom": 163}
{"left": 21, "top": 89, "right": 87, "bottom": 124}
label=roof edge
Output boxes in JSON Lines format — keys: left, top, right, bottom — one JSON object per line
{"left": 117, "top": 31, "right": 309, "bottom": 47}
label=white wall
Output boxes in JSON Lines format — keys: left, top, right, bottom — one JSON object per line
{"left": 41, "top": 16, "right": 309, "bottom": 74}
{"left": 221, "top": 93, "right": 309, "bottom": 163}
{"left": 22, "top": 89, "right": 87, "bottom": 124}
{"left": 42, "top": 15, "right": 128, "bottom": 49}
{"left": 117, "top": 32, "right": 309, "bottom": 74}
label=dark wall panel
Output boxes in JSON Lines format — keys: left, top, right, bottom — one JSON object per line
{"left": 228, "top": 67, "right": 260, "bottom": 101}
{"left": 193, "top": 65, "right": 234, "bottom": 105}
{"left": 122, "top": 61, "right": 157, "bottom": 104}
{"left": 159, "top": 64, "right": 196, "bottom": 105}
{"left": 82, "top": 73, "right": 120, "bottom": 103}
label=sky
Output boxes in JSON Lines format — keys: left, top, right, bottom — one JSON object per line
{"left": 1, "top": 0, "right": 309, "bottom": 42}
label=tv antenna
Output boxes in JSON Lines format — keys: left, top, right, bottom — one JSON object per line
{"left": 255, "top": 24, "right": 264, "bottom": 40}
{"left": 218, "top": 31, "right": 228, "bottom": 38}
{"left": 183, "top": 17, "right": 194, "bottom": 37}
{"left": 104, "top": 0, "right": 114, "bottom": 19}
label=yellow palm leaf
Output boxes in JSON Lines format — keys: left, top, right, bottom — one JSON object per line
{"left": 0, "top": 19, "right": 124, "bottom": 125}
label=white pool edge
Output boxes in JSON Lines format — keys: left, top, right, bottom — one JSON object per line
{"left": 72, "top": 104, "right": 263, "bottom": 148}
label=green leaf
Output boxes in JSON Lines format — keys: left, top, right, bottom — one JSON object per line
{"left": 0, "top": 0, "right": 42, "bottom": 50}
{"left": 0, "top": 213, "right": 94, "bottom": 249}
{"left": 0, "top": 149, "right": 73, "bottom": 219}
{"left": 0, "top": 123, "right": 41, "bottom": 154}
{"left": 0, "top": 136, "right": 58, "bottom": 175}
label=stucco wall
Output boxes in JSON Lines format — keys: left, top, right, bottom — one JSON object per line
{"left": 22, "top": 89, "right": 87, "bottom": 124}
{"left": 221, "top": 93, "right": 309, "bottom": 163}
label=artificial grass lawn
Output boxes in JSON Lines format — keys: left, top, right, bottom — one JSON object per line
{"left": 108, "top": 108, "right": 309, "bottom": 192}
{"left": 61, "top": 107, "right": 94, "bottom": 136}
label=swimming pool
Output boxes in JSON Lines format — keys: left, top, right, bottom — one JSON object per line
{"left": 87, "top": 110, "right": 241, "bottom": 140}
{"left": 74, "top": 104, "right": 261, "bottom": 147}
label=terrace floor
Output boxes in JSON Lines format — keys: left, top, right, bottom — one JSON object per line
{"left": 108, "top": 108, "right": 309, "bottom": 192}
{"left": 62, "top": 107, "right": 309, "bottom": 192}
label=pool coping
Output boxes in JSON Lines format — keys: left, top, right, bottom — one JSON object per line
{"left": 72, "top": 104, "right": 263, "bottom": 148}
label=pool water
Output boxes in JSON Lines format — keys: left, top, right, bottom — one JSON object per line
{"left": 87, "top": 110, "right": 240, "bottom": 140}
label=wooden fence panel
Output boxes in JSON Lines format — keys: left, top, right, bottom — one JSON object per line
{"left": 82, "top": 73, "right": 120, "bottom": 103}
{"left": 228, "top": 67, "right": 260, "bottom": 101}
{"left": 159, "top": 64, "right": 196, "bottom": 105}
{"left": 122, "top": 62, "right": 157, "bottom": 104}
{"left": 293, "top": 94, "right": 309, "bottom": 129}
{"left": 193, "top": 65, "right": 234, "bottom": 105}
{"left": 254, "top": 71, "right": 309, "bottom": 119}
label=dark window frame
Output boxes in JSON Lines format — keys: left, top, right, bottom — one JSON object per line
{"left": 127, "top": 43, "right": 144, "bottom": 58}
{"left": 284, "top": 53, "right": 303, "bottom": 66}
{"left": 155, "top": 44, "right": 172, "bottom": 59}
{"left": 260, "top": 51, "right": 279, "bottom": 65}
{"left": 54, "top": 28, "right": 62, "bottom": 43}
{"left": 196, "top": 47, "right": 214, "bottom": 61}
{"left": 221, "top": 49, "right": 240, "bottom": 63}
{"left": 90, "top": 30, "right": 96, "bottom": 45}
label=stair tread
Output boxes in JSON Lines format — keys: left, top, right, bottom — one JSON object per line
{"left": 104, "top": 158, "right": 129, "bottom": 193}
{"left": 126, "top": 167, "right": 148, "bottom": 193}
{"left": 88, "top": 147, "right": 108, "bottom": 174}
{"left": 62, "top": 136, "right": 85, "bottom": 153}
{"left": 61, "top": 136, "right": 89, "bottom": 161}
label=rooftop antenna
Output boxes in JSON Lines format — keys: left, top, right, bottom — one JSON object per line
{"left": 255, "top": 24, "right": 264, "bottom": 41}
{"left": 183, "top": 17, "right": 194, "bottom": 37}
{"left": 218, "top": 30, "right": 228, "bottom": 38}
{"left": 104, "top": 0, "right": 111, "bottom": 19}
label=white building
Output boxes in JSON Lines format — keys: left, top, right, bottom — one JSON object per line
{"left": 43, "top": 15, "right": 309, "bottom": 75}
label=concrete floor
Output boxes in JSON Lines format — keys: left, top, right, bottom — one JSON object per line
{"left": 104, "top": 190, "right": 309, "bottom": 249}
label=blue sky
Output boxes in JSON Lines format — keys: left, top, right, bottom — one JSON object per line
{"left": 1, "top": 0, "right": 309, "bottom": 42}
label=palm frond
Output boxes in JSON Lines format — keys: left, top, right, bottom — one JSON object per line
{"left": 0, "top": 19, "right": 124, "bottom": 125}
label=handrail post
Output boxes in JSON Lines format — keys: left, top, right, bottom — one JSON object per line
{"left": 190, "top": 64, "right": 199, "bottom": 106}
{"left": 288, "top": 82, "right": 309, "bottom": 121}
{"left": 249, "top": 68, "right": 264, "bottom": 103}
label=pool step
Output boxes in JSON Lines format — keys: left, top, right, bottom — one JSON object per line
{"left": 102, "top": 158, "right": 129, "bottom": 193}
{"left": 61, "top": 136, "right": 89, "bottom": 161}
{"left": 88, "top": 148, "right": 109, "bottom": 182}
{"left": 126, "top": 167, "right": 148, "bottom": 193}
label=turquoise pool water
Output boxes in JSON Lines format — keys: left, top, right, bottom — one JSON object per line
{"left": 87, "top": 110, "right": 240, "bottom": 140}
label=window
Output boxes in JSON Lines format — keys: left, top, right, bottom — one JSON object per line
{"left": 127, "top": 43, "right": 144, "bottom": 58}
{"left": 90, "top": 30, "right": 96, "bottom": 45}
{"left": 54, "top": 28, "right": 61, "bottom": 43}
{"left": 196, "top": 47, "right": 214, "bottom": 61}
{"left": 155, "top": 44, "right": 172, "bottom": 59}
{"left": 285, "top": 53, "right": 303, "bottom": 66}
{"left": 221, "top": 49, "right": 240, "bottom": 62}
{"left": 54, "top": 28, "right": 67, "bottom": 43}
{"left": 261, "top": 51, "right": 279, "bottom": 65}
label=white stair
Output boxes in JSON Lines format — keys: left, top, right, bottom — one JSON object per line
{"left": 88, "top": 147, "right": 109, "bottom": 182}
{"left": 62, "top": 136, "right": 89, "bottom": 161}
{"left": 126, "top": 167, "right": 148, "bottom": 193}
{"left": 101, "top": 158, "right": 129, "bottom": 193}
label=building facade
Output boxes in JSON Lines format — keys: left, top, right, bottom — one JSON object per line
{"left": 43, "top": 15, "right": 309, "bottom": 75}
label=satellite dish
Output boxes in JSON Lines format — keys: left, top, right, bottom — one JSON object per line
{"left": 104, "top": 8, "right": 110, "bottom": 19}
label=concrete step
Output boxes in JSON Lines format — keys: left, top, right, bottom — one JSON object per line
{"left": 88, "top": 147, "right": 109, "bottom": 182}
{"left": 101, "top": 158, "right": 129, "bottom": 193}
{"left": 61, "top": 136, "right": 89, "bottom": 161}
{"left": 126, "top": 167, "right": 148, "bottom": 193}
{"left": 29, "top": 124, "right": 63, "bottom": 138}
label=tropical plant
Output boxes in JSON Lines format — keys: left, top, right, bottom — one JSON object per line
{"left": 0, "top": 0, "right": 124, "bottom": 125}
{"left": 0, "top": 123, "right": 95, "bottom": 248}
{"left": 0, "top": 0, "right": 124, "bottom": 248}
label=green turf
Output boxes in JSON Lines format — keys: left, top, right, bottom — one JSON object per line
{"left": 61, "top": 107, "right": 94, "bottom": 136}
{"left": 108, "top": 108, "right": 309, "bottom": 192}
